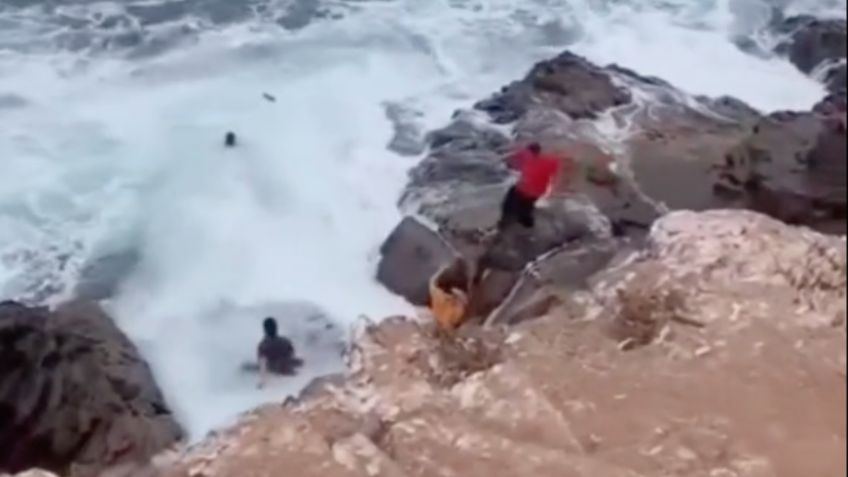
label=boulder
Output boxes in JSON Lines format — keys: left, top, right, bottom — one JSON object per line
{"left": 475, "top": 51, "right": 632, "bottom": 124}
{"left": 715, "top": 107, "right": 847, "bottom": 234}
{"left": 484, "top": 237, "right": 621, "bottom": 326}
{"left": 376, "top": 216, "right": 458, "bottom": 307}
{"left": 774, "top": 16, "right": 847, "bottom": 76}
{"left": 825, "top": 62, "right": 846, "bottom": 94}
{"left": 772, "top": 15, "right": 847, "bottom": 93}
{"left": 0, "top": 301, "right": 183, "bottom": 476}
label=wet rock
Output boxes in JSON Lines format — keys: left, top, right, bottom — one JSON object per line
{"left": 825, "top": 62, "right": 846, "bottom": 94}
{"left": 426, "top": 112, "right": 511, "bottom": 154}
{"left": 716, "top": 109, "right": 847, "bottom": 234}
{"left": 475, "top": 51, "right": 632, "bottom": 124}
{"left": 376, "top": 216, "right": 458, "bottom": 307}
{"left": 813, "top": 91, "right": 847, "bottom": 115}
{"left": 0, "top": 301, "right": 182, "bottom": 476}
{"left": 384, "top": 102, "right": 426, "bottom": 157}
{"left": 774, "top": 15, "right": 847, "bottom": 87}
{"left": 74, "top": 250, "right": 140, "bottom": 301}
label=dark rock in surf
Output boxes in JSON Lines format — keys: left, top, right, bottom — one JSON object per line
{"left": 825, "top": 62, "right": 846, "bottom": 94}
{"left": 384, "top": 102, "right": 427, "bottom": 157}
{"left": 74, "top": 250, "right": 140, "bottom": 301}
{"left": 475, "top": 51, "right": 632, "bottom": 124}
{"left": 376, "top": 217, "right": 457, "bottom": 307}
{"left": 0, "top": 301, "right": 183, "bottom": 476}
{"left": 773, "top": 15, "right": 847, "bottom": 91}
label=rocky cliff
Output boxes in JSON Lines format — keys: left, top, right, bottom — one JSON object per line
{"left": 29, "top": 209, "right": 835, "bottom": 477}
{"left": 0, "top": 302, "right": 183, "bottom": 477}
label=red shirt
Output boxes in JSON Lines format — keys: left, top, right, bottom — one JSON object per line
{"left": 510, "top": 149, "right": 561, "bottom": 199}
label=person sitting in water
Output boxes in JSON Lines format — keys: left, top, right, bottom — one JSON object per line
{"left": 257, "top": 317, "right": 303, "bottom": 388}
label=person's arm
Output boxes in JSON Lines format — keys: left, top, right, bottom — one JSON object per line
{"left": 505, "top": 149, "right": 525, "bottom": 170}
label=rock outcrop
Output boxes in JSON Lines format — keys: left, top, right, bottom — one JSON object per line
{"left": 387, "top": 55, "right": 717, "bottom": 311}
{"left": 773, "top": 15, "right": 847, "bottom": 93}
{"left": 714, "top": 98, "right": 847, "bottom": 234}
{"left": 0, "top": 301, "right": 183, "bottom": 477}
{"left": 161, "top": 210, "right": 846, "bottom": 477}
{"left": 376, "top": 217, "right": 458, "bottom": 307}
{"left": 382, "top": 47, "right": 846, "bottom": 322}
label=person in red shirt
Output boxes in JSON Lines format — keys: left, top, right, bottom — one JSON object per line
{"left": 498, "top": 142, "right": 564, "bottom": 230}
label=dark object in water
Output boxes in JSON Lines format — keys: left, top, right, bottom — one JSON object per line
{"left": 224, "top": 131, "right": 237, "bottom": 147}
{"left": 263, "top": 92, "right": 277, "bottom": 103}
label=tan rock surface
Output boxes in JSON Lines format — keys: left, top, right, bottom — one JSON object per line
{"left": 16, "top": 211, "right": 844, "bottom": 477}
{"left": 156, "top": 210, "right": 845, "bottom": 477}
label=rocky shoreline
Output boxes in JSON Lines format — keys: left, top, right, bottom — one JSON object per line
{"left": 2, "top": 11, "right": 846, "bottom": 477}
{"left": 60, "top": 209, "right": 848, "bottom": 477}
{"left": 379, "top": 13, "right": 846, "bottom": 327}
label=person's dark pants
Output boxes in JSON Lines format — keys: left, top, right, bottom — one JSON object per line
{"left": 474, "top": 187, "right": 539, "bottom": 286}
{"left": 498, "top": 186, "right": 537, "bottom": 230}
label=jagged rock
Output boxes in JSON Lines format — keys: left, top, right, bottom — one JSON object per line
{"left": 485, "top": 237, "right": 621, "bottom": 326}
{"left": 475, "top": 51, "right": 632, "bottom": 124}
{"left": 74, "top": 250, "right": 140, "bottom": 301}
{"left": 715, "top": 108, "right": 846, "bottom": 234}
{"left": 376, "top": 216, "right": 458, "bottom": 307}
{"left": 0, "top": 301, "right": 183, "bottom": 476}
{"left": 814, "top": 91, "right": 847, "bottom": 115}
{"left": 825, "top": 62, "right": 846, "bottom": 93}
{"left": 774, "top": 15, "right": 847, "bottom": 78}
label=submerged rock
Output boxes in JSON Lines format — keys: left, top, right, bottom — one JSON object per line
{"left": 384, "top": 102, "right": 427, "bottom": 157}
{"left": 0, "top": 301, "right": 183, "bottom": 476}
{"left": 774, "top": 16, "right": 847, "bottom": 74}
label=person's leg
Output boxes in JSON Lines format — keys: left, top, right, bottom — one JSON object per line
{"left": 516, "top": 193, "right": 537, "bottom": 228}
{"left": 498, "top": 186, "right": 520, "bottom": 230}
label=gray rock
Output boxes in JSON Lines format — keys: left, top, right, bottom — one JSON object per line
{"left": 0, "top": 301, "right": 183, "bottom": 476}
{"left": 74, "top": 250, "right": 140, "bottom": 301}
{"left": 717, "top": 107, "right": 847, "bottom": 234}
{"left": 773, "top": 16, "right": 847, "bottom": 77}
{"left": 376, "top": 217, "right": 458, "bottom": 307}
{"left": 475, "top": 51, "right": 632, "bottom": 124}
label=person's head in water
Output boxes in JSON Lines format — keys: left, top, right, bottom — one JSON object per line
{"left": 527, "top": 142, "right": 542, "bottom": 156}
{"left": 263, "top": 317, "right": 278, "bottom": 338}
{"left": 224, "top": 132, "right": 237, "bottom": 148}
